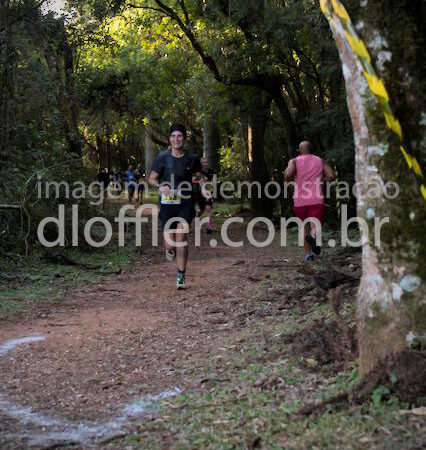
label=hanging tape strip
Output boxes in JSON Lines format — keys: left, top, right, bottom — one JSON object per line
{"left": 320, "top": 0, "right": 425, "bottom": 200}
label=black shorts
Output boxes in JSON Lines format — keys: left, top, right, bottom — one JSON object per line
{"left": 159, "top": 200, "right": 196, "bottom": 231}
{"left": 197, "top": 195, "right": 213, "bottom": 210}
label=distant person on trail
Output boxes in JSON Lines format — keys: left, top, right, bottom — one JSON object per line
{"left": 97, "top": 168, "right": 110, "bottom": 208}
{"left": 194, "top": 157, "right": 215, "bottom": 234}
{"left": 284, "top": 141, "right": 335, "bottom": 262}
{"left": 135, "top": 163, "right": 145, "bottom": 204}
{"left": 148, "top": 124, "right": 210, "bottom": 289}
{"left": 109, "top": 169, "right": 122, "bottom": 198}
{"left": 125, "top": 164, "right": 137, "bottom": 204}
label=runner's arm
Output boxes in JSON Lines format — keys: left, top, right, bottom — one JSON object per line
{"left": 284, "top": 159, "right": 296, "bottom": 181}
{"left": 148, "top": 170, "right": 170, "bottom": 194}
{"left": 194, "top": 171, "right": 211, "bottom": 198}
{"left": 323, "top": 161, "right": 336, "bottom": 181}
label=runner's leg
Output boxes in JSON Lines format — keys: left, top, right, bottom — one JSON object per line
{"left": 304, "top": 222, "right": 312, "bottom": 254}
{"left": 305, "top": 205, "right": 324, "bottom": 255}
{"left": 310, "top": 221, "right": 317, "bottom": 238}
{"left": 206, "top": 204, "right": 212, "bottom": 229}
{"left": 101, "top": 183, "right": 106, "bottom": 210}
{"left": 128, "top": 188, "right": 134, "bottom": 205}
{"left": 164, "top": 231, "right": 176, "bottom": 252}
{"left": 197, "top": 200, "right": 205, "bottom": 218}
{"left": 175, "top": 223, "right": 188, "bottom": 272}
{"left": 139, "top": 186, "right": 144, "bottom": 204}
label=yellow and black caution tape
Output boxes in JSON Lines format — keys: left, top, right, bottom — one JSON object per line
{"left": 333, "top": 159, "right": 341, "bottom": 219}
{"left": 320, "top": 0, "right": 426, "bottom": 201}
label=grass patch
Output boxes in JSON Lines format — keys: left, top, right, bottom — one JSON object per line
{"left": 122, "top": 273, "right": 423, "bottom": 450}
{"left": 0, "top": 235, "right": 139, "bottom": 320}
{"left": 128, "top": 384, "right": 422, "bottom": 450}
{"left": 213, "top": 201, "right": 246, "bottom": 217}
{"left": 0, "top": 298, "right": 29, "bottom": 318}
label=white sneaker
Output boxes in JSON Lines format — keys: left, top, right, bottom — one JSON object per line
{"left": 166, "top": 249, "right": 176, "bottom": 261}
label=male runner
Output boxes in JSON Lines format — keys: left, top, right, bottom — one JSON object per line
{"left": 124, "top": 164, "right": 137, "bottom": 204}
{"left": 97, "top": 168, "right": 110, "bottom": 208}
{"left": 194, "top": 157, "right": 215, "bottom": 234}
{"left": 284, "top": 141, "right": 335, "bottom": 262}
{"left": 148, "top": 124, "right": 209, "bottom": 289}
{"left": 135, "top": 163, "right": 145, "bottom": 204}
{"left": 109, "top": 168, "right": 122, "bottom": 198}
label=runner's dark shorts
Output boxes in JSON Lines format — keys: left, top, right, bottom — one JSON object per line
{"left": 197, "top": 195, "right": 213, "bottom": 210}
{"left": 137, "top": 183, "right": 144, "bottom": 196}
{"left": 159, "top": 200, "right": 196, "bottom": 231}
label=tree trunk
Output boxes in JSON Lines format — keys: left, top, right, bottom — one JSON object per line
{"left": 44, "top": 21, "right": 82, "bottom": 158}
{"left": 268, "top": 81, "right": 298, "bottom": 158}
{"left": 247, "top": 89, "right": 273, "bottom": 217}
{"left": 322, "top": 0, "right": 425, "bottom": 377}
{"left": 144, "top": 128, "right": 156, "bottom": 174}
{"left": 203, "top": 115, "right": 220, "bottom": 172}
{"left": 0, "top": 0, "right": 14, "bottom": 159}
{"left": 61, "top": 31, "right": 82, "bottom": 157}
{"left": 239, "top": 2, "right": 273, "bottom": 216}
{"left": 95, "top": 135, "right": 103, "bottom": 169}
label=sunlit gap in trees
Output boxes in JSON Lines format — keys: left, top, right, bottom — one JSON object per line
{"left": 41, "top": 0, "right": 66, "bottom": 17}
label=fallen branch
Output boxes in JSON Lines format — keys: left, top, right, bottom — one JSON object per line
{"left": 259, "top": 263, "right": 302, "bottom": 268}
{"left": 98, "top": 268, "right": 123, "bottom": 275}
{"left": 165, "top": 393, "right": 249, "bottom": 411}
{"left": 298, "top": 391, "right": 351, "bottom": 416}
{"left": 0, "top": 204, "right": 21, "bottom": 210}
{"left": 43, "top": 252, "right": 103, "bottom": 270}
{"left": 96, "top": 288, "right": 126, "bottom": 293}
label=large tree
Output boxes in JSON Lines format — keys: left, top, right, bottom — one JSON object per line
{"left": 321, "top": 0, "right": 425, "bottom": 383}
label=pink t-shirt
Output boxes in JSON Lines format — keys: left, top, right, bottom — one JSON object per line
{"left": 293, "top": 154, "right": 324, "bottom": 207}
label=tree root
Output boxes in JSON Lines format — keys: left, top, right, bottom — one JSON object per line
{"left": 298, "top": 350, "right": 426, "bottom": 416}
{"left": 327, "top": 286, "right": 357, "bottom": 355}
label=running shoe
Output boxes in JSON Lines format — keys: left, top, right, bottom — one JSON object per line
{"left": 304, "top": 253, "right": 315, "bottom": 263}
{"left": 166, "top": 249, "right": 176, "bottom": 261}
{"left": 305, "top": 234, "right": 321, "bottom": 255}
{"left": 176, "top": 273, "right": 185, "bottom": 289}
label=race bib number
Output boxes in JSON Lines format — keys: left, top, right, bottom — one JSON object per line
{"left": 161, "top": 191, "right": 182, "bottom": 205}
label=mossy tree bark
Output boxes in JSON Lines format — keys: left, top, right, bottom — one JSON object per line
{"left": 324, "top": 0, "right": 425, "bottom": 376}
{"left": 247, "top": 89, "right": 273, "bottom": 218}
{"left": 0, "top": 0, "right": 14, "bottom": 159}
{"left": 144, "top": 127, "right": 156, "bottom": 174}
{"left": 241, "top": 0, "right": 273, "bottom": 217}
{"left": 202, "top": 116, "right": 220, "bottom": 172}
{"left": 44, "top": 20, "right": 82, "bottom": 158}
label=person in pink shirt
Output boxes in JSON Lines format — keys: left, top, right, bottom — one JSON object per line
{"left": 284, "top": 141, "right": 335, "bottom": 262}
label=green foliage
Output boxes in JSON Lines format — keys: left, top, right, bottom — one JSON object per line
{"left": 219, "top": 137, "right": 249, "bottom": 185}
{"left": 371, "top": 385, "right": 391, "bottom": 406}
{"left": 0, "top": 231, "right": 139, "bottom": 319}
{"left": 72, "top": 0, "right": 354, "bottom": 176}
{"left": 0, "top": 0, "right": 356, "bottom": 254}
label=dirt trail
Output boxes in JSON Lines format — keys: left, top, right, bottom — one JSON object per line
{"left": 0, "top": 225, "right": 309, "bottom": 449}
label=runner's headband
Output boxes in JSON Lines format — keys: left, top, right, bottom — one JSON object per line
{"left": 169, "top": 124, "right": 187, "bottom": 138}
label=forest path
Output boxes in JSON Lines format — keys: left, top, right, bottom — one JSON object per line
{"left": 0, "top": 224, "right": 312, "bottom": 449}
